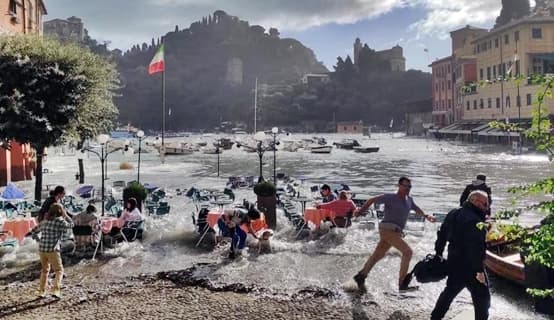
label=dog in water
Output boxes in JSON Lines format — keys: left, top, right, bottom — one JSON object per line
{"left": 257, "top": 230, "right": 273, "bottom": 254}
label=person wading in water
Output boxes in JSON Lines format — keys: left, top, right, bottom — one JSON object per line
{"left": 352, "top": 176, "right": 435, "bottom": 292}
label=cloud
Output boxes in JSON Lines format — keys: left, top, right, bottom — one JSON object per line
{"left": 45, "top": 0, "right": 510, "bottom": 52}
{"left": 148, "top": 0, "right": 408, "bottom": 31}
{"left": 409, "top": 1, "right": 502, "bottom": 40}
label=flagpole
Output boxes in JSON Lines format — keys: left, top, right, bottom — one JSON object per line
{"left": 254, "top": 77, "right": 258, "bottom": 134}
{"left": 161, "top": 69, "right": 166, "bottom": 163}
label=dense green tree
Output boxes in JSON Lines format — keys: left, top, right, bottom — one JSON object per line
{"left": 0, "top": 35, "right": 119, "bottom": 200}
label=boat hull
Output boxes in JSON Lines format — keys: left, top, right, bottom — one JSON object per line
{"left": 485, "top": 249, "right": 525, "bottom": 285}
{"left": 353, "top": 147, "right": 379, "bottom": 153}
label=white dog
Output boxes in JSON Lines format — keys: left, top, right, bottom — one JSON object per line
{"left": 257, "top": 230, "right": 273, "bottom": 254}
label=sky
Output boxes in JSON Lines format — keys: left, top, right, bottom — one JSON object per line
{"left": 43, "top": 0, "right": 531, "bottom": 72}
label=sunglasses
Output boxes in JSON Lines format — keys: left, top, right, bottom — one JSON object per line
{"left": 400, "top": 184, "right": 412, "bottom": 189}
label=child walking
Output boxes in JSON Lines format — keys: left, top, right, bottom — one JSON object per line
{"left": 37, "top": 203, "right": 74, "bottom": 298}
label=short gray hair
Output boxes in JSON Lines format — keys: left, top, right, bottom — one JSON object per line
{"left": 468, "top": 190, "right": 488, "bottom": 202}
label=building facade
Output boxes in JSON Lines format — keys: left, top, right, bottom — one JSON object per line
{"left": 0, "top": 0, "right": 47, "bottom": 186}
{"left": 464, "top": 16, "right": 554, "bottom": 122}
{"left": 336, "top": 121, "right": 364, "bottom": 134}
{"left": 43, "top": 16, "right": 84, "bottom": 42}
{"left": 0, "top": 0, "right": 46, "bottom": 35}
{"left": 430, "top": 56, "right": 454, "bottom": 127}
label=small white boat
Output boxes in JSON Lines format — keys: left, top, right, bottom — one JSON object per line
{"left": 310, "top": 145, "right": 332, "bottom": 154}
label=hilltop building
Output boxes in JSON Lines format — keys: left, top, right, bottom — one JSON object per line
{"left": 43, "top": 16, "right": 85, "bottom": 42}
{"left": 0, "top": 0, "right": 48, "bottom": 186}
{"left": 353, "top": 38, "right": 406, "bottom": 72}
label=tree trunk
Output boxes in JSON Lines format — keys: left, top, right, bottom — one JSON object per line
{"left": 34, "top": 145, "right": 45, "bottom": 203}
{"left": 257, "top": 195, "right": 277, "bottom": 230}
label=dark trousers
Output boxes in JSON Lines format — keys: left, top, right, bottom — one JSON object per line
{"left": 217, "top": 219, "right": 247, "bottom": 251}
{"left": 431, "top": 272, "right": 490, "bottom": 320}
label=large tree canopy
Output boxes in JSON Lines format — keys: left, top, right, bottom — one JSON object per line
{"left": 0, "top": 35, "right": 119, "bottom": 200}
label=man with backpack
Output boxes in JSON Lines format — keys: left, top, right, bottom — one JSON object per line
{"left": 431, "top": 190, "right": 491, "bottom": 320}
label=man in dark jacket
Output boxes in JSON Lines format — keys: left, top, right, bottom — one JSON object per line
{"left": 459, "top": 174, "right": 492, "bottom": 207}
{"left": 431, "top": 190, "right": 490, "bottom": 320}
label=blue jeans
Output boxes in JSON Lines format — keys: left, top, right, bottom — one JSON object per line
{"left": 217, "top": 219, "right": 247, "bottom": 251}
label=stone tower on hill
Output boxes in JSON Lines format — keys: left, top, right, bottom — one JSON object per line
{"left": 353, "top": 38, "right": 406, "bottom": 72}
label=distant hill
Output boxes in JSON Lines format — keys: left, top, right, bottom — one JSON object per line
{"left": 115, "top": 10, "right": 328, "bottom": 130}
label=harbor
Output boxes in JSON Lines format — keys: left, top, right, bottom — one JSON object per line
{"left": 0, "top": 133, "right": 550, "bottom": 319}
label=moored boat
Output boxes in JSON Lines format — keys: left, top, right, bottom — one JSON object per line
{"left": 353, "top": 146, "right": 380, "bottom": 153}
{"left": 485, "top": 239, "right": 525, "bottom": 285}
{"left": 310, "top": 145, "right": 332, "bottom": 154}
{"left": 333, "top": 139, "right": 360, "bottom": 149}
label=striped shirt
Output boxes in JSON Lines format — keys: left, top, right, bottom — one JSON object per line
{"left": 316, "top": 199, "right": 357, "bottom": 217}
{"left": 37, "top": 217, "right": 74, "bottom": 252}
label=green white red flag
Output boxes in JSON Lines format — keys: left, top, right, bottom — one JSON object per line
{"left": 148, "top": 44, "right": 165, "bottom": 75}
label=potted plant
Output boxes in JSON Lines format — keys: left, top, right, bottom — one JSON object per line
{"left": 123, "top": 182, "right": 147, "bottom": 212}
{"left": 254, "top": 180, "right": 277, "bottom": 229}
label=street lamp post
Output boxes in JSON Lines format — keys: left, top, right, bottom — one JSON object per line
{"left": 216, "top": 138, "right": 221, "bottom": 177}
{"left": 136, "top": 130, "right": 144, "bottom": 183}
{"left": 254, "top": 131, "right": 266, "bottom": 182}
{"left": 271, "top": 127, "right": 278, "bottom": 185}
{"left": 83, "top": 134, "right": 128, "bottom": 216}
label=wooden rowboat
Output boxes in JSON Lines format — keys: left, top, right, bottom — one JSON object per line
{"left": 485, "top": 240, "right": 525, "bottom": 285}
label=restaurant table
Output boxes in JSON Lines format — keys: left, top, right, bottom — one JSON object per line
{"left": 100, "top": 217, "right": 124, "bottom": 234}
{"left": 293, "top": 196, "right": 311, "bottom": 214}
{"left": 295, "top": 208, "right": 336, "bottom": 237}
{"left": 2, "top": 217, "right": 37, "bottom": 243}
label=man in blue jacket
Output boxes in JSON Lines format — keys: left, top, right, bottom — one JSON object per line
{"left": 431, "top": 190, "right": 490, "bottom": 320}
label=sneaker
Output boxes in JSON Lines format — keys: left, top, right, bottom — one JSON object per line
{"left": 52, "top": 289, "right": 61, "bottom": 299}
{"left": 353, "top": 273, "right": 367, "bottom": 293}
{"left": 37, "top": 290, "right": 46, "bottom": 298}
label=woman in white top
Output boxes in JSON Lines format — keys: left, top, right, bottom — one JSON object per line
{"left": 118, "top": 197, "right": 143, "bottom": 225}
{"left": 109, "top": 197, "right": 144, "bottom": 240}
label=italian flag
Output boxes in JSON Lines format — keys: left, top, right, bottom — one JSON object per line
{"left": 148, "top": 44, "right": 165, "bottom": 75}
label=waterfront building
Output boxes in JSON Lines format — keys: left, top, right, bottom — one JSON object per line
{"left": 430, "top": 56, "right": 454, "bottom": 127}
{"left": 465, "top": 15, "right": 554, "bottom": 123}
{"left": 0, "top": 0, "right": 47, "bottom": 186}
{"left": 0, "top": 0, "right": 46, "bottom": 35}
{"left": 336, "top": 121, "right": 364, "bottom": 134}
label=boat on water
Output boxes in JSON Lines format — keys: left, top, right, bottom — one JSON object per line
{"left": 353, "top": 146, "right": 380, "bottom": 153}
{"left": 214, "top": 138, "right": 234, "bottom": 150}
{"left": 310, "top": 145, "right": 332, "bottom": 154}
{"left": 485, "top": 239, "right": 525, "bottom": 285}
{"left": 201, "top": 146, "right": 222, "bottom": 154}
{"left": 281, "top": 140, "right": 301, "bottom": 152}
{"left": 333, "top": 139, "right": 361, "bottom": 149}
{"left": 160, "top": 142, "right": 195, "bottom": 155}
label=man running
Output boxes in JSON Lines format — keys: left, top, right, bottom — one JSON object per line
{"left": 353, "top": 176, "right": 435, "bottom": 292}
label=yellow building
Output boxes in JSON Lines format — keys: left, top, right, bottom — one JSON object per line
{"left": 464, "top": 16, "right": 554, "bottom": 122}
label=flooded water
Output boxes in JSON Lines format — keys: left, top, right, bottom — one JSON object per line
{"left": 2, "top": 133, "right": 551, "bottom": 319}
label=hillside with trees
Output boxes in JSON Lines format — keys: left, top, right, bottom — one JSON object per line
{"left": 115, "top": 10, "right": 327, "bottom": 131}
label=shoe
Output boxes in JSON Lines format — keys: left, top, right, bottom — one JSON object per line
{"left": 228, "top": 251, "right": 236, "bottom": 259}
{"left": 353, "top": 273, "right": 367, "bottom": 293}
{"left": 52, "top": 289, "right": 61, "bottom": 299}
{"left": 37, "top": 290, "right": 46, "bottom": 298}
{"left": 398, "top": 285, "right": 419, "bottom": 293}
